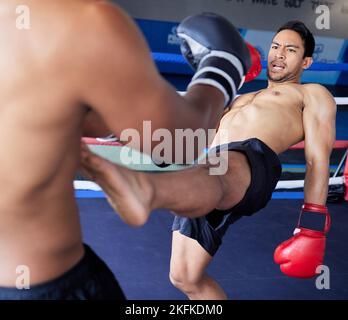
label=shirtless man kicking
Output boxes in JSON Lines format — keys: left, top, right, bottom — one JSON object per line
{"left": 0, "top": 0, "right": 252, "bottom": 299}
{"left": 81, "top": 21, "right": 337, "bottom": 299}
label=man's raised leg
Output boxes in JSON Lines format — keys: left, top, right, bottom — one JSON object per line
{"left": 80, "top": 145, "right": 251, "bottom": 226}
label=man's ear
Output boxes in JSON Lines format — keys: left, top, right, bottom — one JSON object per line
{"left": 302, "top": 57, "right": 313, "bottom": 70}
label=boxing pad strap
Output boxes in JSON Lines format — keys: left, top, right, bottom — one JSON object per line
{"left": 188, "top": 51, "right": 244, "bottom": 106}
{"left": 199, "top": 51, "right": 244, "bottom": 82}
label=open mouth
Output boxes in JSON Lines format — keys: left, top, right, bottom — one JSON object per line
{"left": 271, "top": 62, "right": 286, "bottom": 72}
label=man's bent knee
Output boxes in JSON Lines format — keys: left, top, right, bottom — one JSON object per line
{"left": 169, "top": 269, "right": 203, "bottom": 294}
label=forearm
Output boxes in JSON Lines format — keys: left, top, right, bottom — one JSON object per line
{"left": 137, "top": 84, "right": 225, "bottom": 164}
{"left": 172, "top": 86, "right": 225, "bottom": 162}
{"left": 182, "top": 85, "right": 225, "bottom": 131}
{"left": 156, "top": 84, "right": 224, "bottom": 133}
{"left": 304, "top": 162, "right": 330, "bottom": 205}
{"left": 83, "top": 85, "right": 224, "bottom": 137}
{"left": 82, "top": 85, "right": 224, "bottom": 163}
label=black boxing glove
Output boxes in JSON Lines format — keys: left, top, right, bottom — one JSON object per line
{"left": 177, "top": 12, "right": 251, "bottom": 107}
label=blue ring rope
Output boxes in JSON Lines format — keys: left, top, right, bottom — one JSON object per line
{"left": 76, "top": 190, "right": 305, "bottom": 200}
{"left": 152, "top": 52, "right": 348, "bottom": 75}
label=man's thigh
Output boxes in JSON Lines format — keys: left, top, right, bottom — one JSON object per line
{"left": 170, "top": 231, "right": 213, "bottom": 282}
{"left": 214, "top": 150, "right": 251, "bottom": 211}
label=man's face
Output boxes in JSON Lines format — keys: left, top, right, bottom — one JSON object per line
{"left": 267, "top": 29, "right": 311, "bottom": 83}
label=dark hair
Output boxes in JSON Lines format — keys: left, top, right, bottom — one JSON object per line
{"left": 276, "top": 20, "right": 315, "bottom": 58}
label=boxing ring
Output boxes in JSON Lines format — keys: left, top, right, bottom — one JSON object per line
{"left": 76, "top": 52, "right": 348, "bottom": 202}
{"left": 75, "top": 138, "right": 348, "bottom": 201}
{"left": 77, "top": 55, "right": 348, "bottom": 299}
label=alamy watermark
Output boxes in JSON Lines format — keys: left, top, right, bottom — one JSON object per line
{"left": 16, "top": 5, "right": 31, "bottom": 30}
{"left": 315, "top": 5, "right": 330, "bottom": 30}
{"left": 16, "top": 265, "right": 30, "bottom": 290}
{"left": 315, "top": 265, "right": 330, "bottom": 290}
{"left": 118, "top": 121, "right": 230, "bottom": 175}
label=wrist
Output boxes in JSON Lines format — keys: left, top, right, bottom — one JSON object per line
{"left": 298, "top": 203, "right": 331, "bottom": 234}
{"left": 302, "top": 203, "right": 328, "bottom": 213}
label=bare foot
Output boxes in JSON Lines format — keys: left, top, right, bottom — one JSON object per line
{"left": 80, "top": 143, "right": 154, "bottom": 227}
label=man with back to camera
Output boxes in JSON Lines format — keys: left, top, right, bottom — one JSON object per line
{"left": 81, "top": 20, "right": 336, "bottom": 299}
{"left": 0, "top": 0, "right": 254, "bottom": 299}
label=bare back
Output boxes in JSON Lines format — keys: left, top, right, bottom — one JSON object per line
{"left": 0, "top": 0, "right": 228, "bottom": 287}
{"left": 213, "top": 83, "right": 307, "bottom": 154}
{"left": 0, "top": 0, "right": 99, "bottom": 286}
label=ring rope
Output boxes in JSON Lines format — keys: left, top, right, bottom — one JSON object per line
{"left": 152, "top": 52, "right": 348, "bottom": 75}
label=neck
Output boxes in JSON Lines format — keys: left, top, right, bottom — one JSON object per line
{"left": 267, "top": 77, "right": 301, "bottom": 88}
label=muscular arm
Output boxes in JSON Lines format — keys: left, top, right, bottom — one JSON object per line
{"left": 78, "top": 2, "right": 224, "bottom": 160}
{"left": 303, "top": 84, "right": 336, "bottom": 205}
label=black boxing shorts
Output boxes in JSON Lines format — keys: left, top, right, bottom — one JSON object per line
{"left": 172, "top": 138, "right": 282, "bottom": 256}
{"left": 0, "top": 244, "right": 126, "bottom": 300}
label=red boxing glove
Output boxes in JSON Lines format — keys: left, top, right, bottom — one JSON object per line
{"left": 245, "top": 42, "right": 262, "bottom": 83}
{"left": 274, "top": 203, "right": 331, "bottom": 278}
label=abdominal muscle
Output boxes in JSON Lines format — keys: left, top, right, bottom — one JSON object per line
{"left": 211, "top": 102, "right": 304, "bottom": 154}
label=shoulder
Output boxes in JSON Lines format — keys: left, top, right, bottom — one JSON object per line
{"left": 70, "top": 1, "right": 147, "bottom": 71}
{"left": 79, "top": 1, "right": 135, "bottom": 39}
{"left": 301, "top": 83, "right": 336, "bottom": 111}
{"left": 67, "top": 0, "right": 145, "bottom": 57}
{"left": 302, "top": 83, "right": 333, "bottom": 98}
